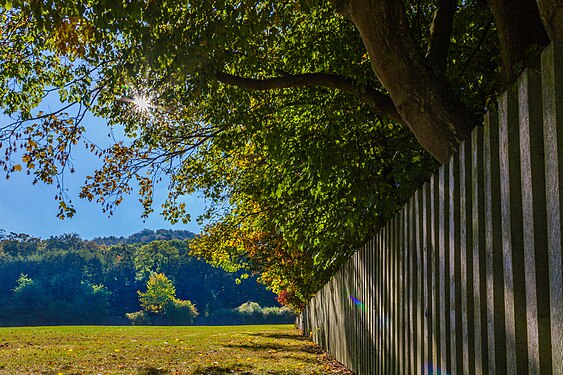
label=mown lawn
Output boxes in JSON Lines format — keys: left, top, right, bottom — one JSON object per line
{"left": 0, "top": 324, "right": 351, "bottom": 374}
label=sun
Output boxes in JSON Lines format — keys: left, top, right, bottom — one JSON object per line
{"left": 132, "top": 95, "right": 152, "bottom": 111}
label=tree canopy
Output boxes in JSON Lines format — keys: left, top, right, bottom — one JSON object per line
{"left": 0, "top": 0, "right": 560, "bottom": 307}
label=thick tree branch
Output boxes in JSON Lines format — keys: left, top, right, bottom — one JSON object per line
{"left": 426, "top": 0, "right": 458, "bottom": 74}
{"left": 337, "top": 0, "right": 477, "bottom": 163}
{"left": 487, "top": 0, "right": 549, "bottom": 83}
{"left": 536, "top": 0, "right": 563, "bottom": 42}
{"left": 215, "top": 72, "right": 405, "bottom": 125}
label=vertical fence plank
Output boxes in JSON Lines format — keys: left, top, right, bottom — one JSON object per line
{"left": 430, "top": 174, "right": 441, "bottom": 374}
{"left": 484, "top": 108, "right": 507, "bottom": 375}
{"left": 377, "top": 230, "right": 385, "bottom": 374}
{"left": 384, "top": 224, "right": 390, "bottom": 374}
{"left": 342, "top": 260, "right": 349, "bottom": 369}
{"left": 404, "top": 203, "right": 412, "bottom": 375}
{"left": 392, "top": 216, "right": 398, "bottom": 374}
{"left": 354, "top": 252, "right": 360, "bottom": 373}
{"left": 343, "top": 262, "right": 350, "bottom": 366}
{"left": 388, "top": 220, "right": 393, "bottom": 374}
{"left": 335, "top": 270, "right": 340, "bottom": 363}
{"left": 389, "top": 218, "right": 395, "bottom": 375}
{"left": 366, "top": 244, "right": 370, "bottom": 375}
{"left": 326, "top": 284, "right": 330, "bottom": 352}
{"left": 367, "top": 239, "right": 373, "bottom": 374}
{"left": 401, "top": 207, "right": 406, "bottom": 375}
{"left": 449, "top": 148, "right": 463, "bottom": 375}
{"left": 542, "top": 43, "right": 563, "bottom": 375}
{"left": 335, "top": 275, "right": 341, "bottom": 362}
{"left": 370, "top": 237, "right": 376, "bottom": 374}
{"left": 472, "top": 124, "right": 487, "bottom": 374}
{"left": 415, "top": 190, "right": 424, "bottom": 375}
{"left": 408, "top": 197, "right": 416, "bottom": 375}
{"left": 366, "top": 240, "right": 371, "bottom": 374}
{"left": 398, "top": 209, "right": 405, "bottom": 375}
{"left": 356, "top": 249, "right": 360, "bottom": 373}
{"left": 390, "top": 216, "right": 400, "bottom": 374}
{"left": 349, "top": 256, "right": 355, "bottom": 370}
{"left": 499, "top": 83, "right": 529, "bottom": 375}
{"left": 374, "top": 233, "right": 380, "bottom": 375}
{"left": 359, "top": 248, "right": 364, "bottom": 374}
{"left": 430, "top": 174, "right": 440, "bottom": 374}
{"left": 422, "top": 183, "right": 430, "bottom": 375}
{"left": 439, "top": 163, "right": 450, "bottom": 375}
{"left": 381, "top": 228, "right": 386, "bottom": 375}
{"left": 365, "top": 241, "right": 370, "bottom": 374}
{"left": 355, "top": 250, "right": 361, "bottom": 374}
{"left": 401, "top": 206, "right": 407, "bottom": 375}
{"left": 460, "top": 137, "right": 474, "bottom": 375}
{"left": 519, "top": 66, "right": 553, "bottom": 375}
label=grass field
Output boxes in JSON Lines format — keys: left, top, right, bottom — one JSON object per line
{"left": 0, "top": 324, "right": 351, "bottom": 374}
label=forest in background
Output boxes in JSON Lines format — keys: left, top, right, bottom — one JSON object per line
{"left": 0, "top": 229, "right": 293, "bottom": 326}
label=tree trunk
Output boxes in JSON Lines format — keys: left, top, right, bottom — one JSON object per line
{"left": 487, "top": 0, "right": 549, "bottom": 82}
{"left": 333, "top": 0, "right": 477, "bottom": 163}
{"left": 536, "top": 0, "right": 563, "bottom": 42}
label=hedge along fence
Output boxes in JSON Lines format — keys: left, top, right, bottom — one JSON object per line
{"left": 298, "top": 43, "right": 562, "bottom": 375}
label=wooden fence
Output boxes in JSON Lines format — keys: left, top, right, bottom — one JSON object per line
{"left": 298, "top": 43, "right": 562, "bottom": 375}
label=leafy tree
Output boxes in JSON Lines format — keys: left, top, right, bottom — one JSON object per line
{"left": 45, "top": 233, "right": 85, "bottom": 251}
{"left": 164, "top": 298, "right": 198, "bottom": 325}
{"left": 78, "top": 283, "right": 111, "bottom": 323}
{"left": 135, "top": 272, "right": 198, "bottom": 325}
{"left": 12, "top": 273, "right": 34, "bottom": 293}
{"left": 0, "top": 0, "right": 559, "bottom": 307}
{"left": 133, "top": 240, "right": 181, "bottom": 282}
{"left": 138, "top": 272, "right": 177, "bottom": 314}
{"left": 10, "top": 274, "right": 48, "bottom": 323}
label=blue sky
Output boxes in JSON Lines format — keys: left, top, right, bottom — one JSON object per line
{"left": 0, "top": 111, "right": 206, "bottom": 239}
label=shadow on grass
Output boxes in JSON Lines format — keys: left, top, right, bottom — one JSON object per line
{"left": 225, "top": 342, "right": 285, "bottom": 351}
{"left": 246, "top": 332, "right": 305, "bottom": 341}
{"left": 192, "top": 364, "right": 253, "bottom": 374}
{"left": 192, "top": 365, "right": 304, "bottom": 375}
{"left": 138, "top": 367, "right": 167, "bottom": 375}
{"left": 225, "top": 341, "right": 322, "bottom": 357}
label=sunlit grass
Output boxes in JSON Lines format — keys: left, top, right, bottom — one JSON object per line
{"left": 0, "top": 325, "right": 350, "bottom": 374}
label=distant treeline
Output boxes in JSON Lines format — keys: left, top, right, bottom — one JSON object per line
{"left": 0, "top": 229, "right": 291, "bottom": 326}
{"left": 91, "top": 228, "right": 197, "bottom": 246}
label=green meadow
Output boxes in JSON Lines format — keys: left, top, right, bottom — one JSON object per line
{"left": 0, "top": 324, "right": 349, "bottom": 374}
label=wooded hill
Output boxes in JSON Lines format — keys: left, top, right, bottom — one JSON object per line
{"left": 0, "top": 229, "right": 287, "bottom": 326}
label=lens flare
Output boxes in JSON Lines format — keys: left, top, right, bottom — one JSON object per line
{"left": 350, "top": 296, "right": 366, "bottom": 311}
{"left": 424, "top": 362, "right": 451, "bottom": 375}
